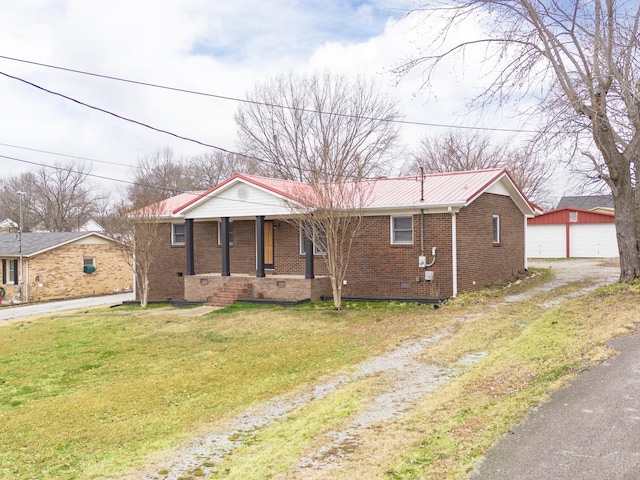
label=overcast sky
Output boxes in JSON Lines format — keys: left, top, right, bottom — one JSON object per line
{"left": 0, "top": 1, "right": 540, "bottom": 197}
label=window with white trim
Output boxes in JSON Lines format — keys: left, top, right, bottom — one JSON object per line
{"left": 492, "top": 215, "right": 500, "bottom": 244}
{"left": 217, "top": 221, "right": 234, "bottom": 245}
{"left": 8, "top": 259, "right": 17, "bottom": 284}
{"left": 300, "top": 226, "right": 327, "bottom": 255}
{"left": 172, "top": 223, "right": 185, "bottom": 245}
{"left": 391, "top": 216, "right": 413, "bottom": 244}
{"left": 83, "top": 257, "right": 96, "bottom": 274}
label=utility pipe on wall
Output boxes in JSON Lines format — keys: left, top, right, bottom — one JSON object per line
{"left": 449, "top": 206, "right": 458, "bottom": 297}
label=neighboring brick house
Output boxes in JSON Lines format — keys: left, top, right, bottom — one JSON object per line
{"left": 0, "top": 232, "right": 133, "bottom": 304}
{"left": 139, "top": 169, "right": 534, "bottom": 304}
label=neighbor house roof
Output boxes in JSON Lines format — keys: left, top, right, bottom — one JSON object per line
{"left": 0, "top": 218, "right": 18, "bottom": 230}
{"left": 168, "top": 168, "right": 535, "bottom": 217}
{"left": 0, "top": 232, "right": 114, "bottom": 257}
{"left": 557, "top": 195, "right": 613, "bottom": 211}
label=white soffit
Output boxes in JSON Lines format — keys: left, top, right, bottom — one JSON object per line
{"left": 485, "top": 180, "right": 510, "bottom": 196}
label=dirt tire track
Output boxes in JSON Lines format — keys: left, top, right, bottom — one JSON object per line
{"left": 134, "top": 259, "right": 619, "bottom": 480}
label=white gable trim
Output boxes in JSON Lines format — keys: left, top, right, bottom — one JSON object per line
{"left": 180, "top": 179, "right": 307, "bottom": 220}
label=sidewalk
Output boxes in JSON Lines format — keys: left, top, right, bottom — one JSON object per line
{"left": 0, "top": 292, "right": 134, "bottom": 322}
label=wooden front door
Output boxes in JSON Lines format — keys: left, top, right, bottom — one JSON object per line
{"left": 264, "top": 220, "right": 274, "bottom": 269}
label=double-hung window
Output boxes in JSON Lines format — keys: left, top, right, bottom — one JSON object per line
{"left": 300, "top": 226, "right": 327, "bottom": 255}
{"left": 2, "top": 259, "right": 18, "bottom": 284}
{"left": 172, "top": 223, "right": 186, "bottom": 246}
{"left": 391, "top": 216, "right": 413, "bottom": 244}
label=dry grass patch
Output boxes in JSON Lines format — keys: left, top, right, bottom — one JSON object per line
{"left": 385, "top": 282, "right": 640, "bottom": 480}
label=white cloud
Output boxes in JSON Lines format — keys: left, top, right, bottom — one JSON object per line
{"left": 0, "top": 1, "right": 543, "bottom": 196}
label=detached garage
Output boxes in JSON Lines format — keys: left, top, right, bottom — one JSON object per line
{"left": 527, "top": 207, "right": 618, "bottom": 258}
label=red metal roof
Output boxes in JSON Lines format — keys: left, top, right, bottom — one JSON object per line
{"left": 362, "top": 168, "right": 515, "bottom": 208}
{"left": 528, "top": 207, "right": 615, "bottom": 225}
{"left": 173, "top": 168, "right": 529, "bottom": 213}
{"left": 140, "top": 168, "right": 532, "bottom": 217}
{"left": 130, "top": 191, "right": 205, "bottom": 217}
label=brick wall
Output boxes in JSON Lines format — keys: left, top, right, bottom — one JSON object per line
{"left": 184, "top": 275, "right": 332, "bottom": 303}
{"left": 25, "top": 240, "right": 133, "bottom": 303}
{"left": 337, "top": 213, "right": 453, "bottom": 298}
{"left": 148, "top": 193, "right": 525, "bottom": 302}
{"left": 147, "top": 223, "right": 187, "bottom": 301}
{"left": 456, "top": 193, "right": 525, "bottom": 292}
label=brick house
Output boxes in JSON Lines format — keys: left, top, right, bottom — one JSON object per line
{"left": 0, "top": 232, "right": 133, "bottom": 304}
{"left": 140, "top": 168, "right": 534, "bottom": 305}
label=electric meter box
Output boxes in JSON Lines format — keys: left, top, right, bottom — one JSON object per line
{"left": 425, "top": 270, "right": 435, "bottom": 281}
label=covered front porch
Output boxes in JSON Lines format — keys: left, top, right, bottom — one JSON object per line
{"left": 175, "top": 175, "right": 332, "bottom": 305}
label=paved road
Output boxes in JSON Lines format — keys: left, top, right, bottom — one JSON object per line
{"left": 0, "top": 292, "right": 134, "bottom": 322}
{"left": 470, "top": 316, "right": 640, "bottom": 479}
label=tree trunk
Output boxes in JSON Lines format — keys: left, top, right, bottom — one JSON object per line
{"left": 612, "top": 183, "right": 640, "bottom": 281}
{"left": 140, "top": 276, "right": 149, "bottom": 308}
{"left": 330, "top": 276, "right": 343, "bottom": 310}
{"left": 592, "top": 113, "right": 640, "bottom": 281}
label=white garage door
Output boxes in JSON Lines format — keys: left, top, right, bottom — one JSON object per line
{"left": 569, "top": 223, "right": 618, "bottom": 258}
{"left": 527, "top": 224, "right": 566, "bottom": 258}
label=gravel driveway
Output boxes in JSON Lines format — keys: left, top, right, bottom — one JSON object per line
{"left": 130, "top": 259, "right": 620, "bottom": 480}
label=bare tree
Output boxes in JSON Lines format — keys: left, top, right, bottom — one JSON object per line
{"left": 104, "top": 195, "right": 167, "bottom": 308}
{"left": 186, "top": 151, "right": 262, "bottom": 189}
{"left": 236, "top": 71, "right": 400, "bottom": 182}
{"left": 0, "top": 172, "right": 38, "bottom": 231}
{"left": 397, "top": 1, "right": 640, "bottom": 280}
{"left": 0, "top": 162, "right": 105, "bottom": 232}
{"left": 410, "top": 131, "right": 554, "bottom": 204}
{"left": 502, "top": 147, "right": 555, "bottom": 207}
{"left": 128, "top": 147, "right": 191, "bottom": 205}
{"left": 412, "top": 131, "right": 504, "bottom": 172}
{"left": 289, "top": 180, "right": 373, "bottom": 309}
{"left": 236, "top": 71, "right": 400, "bottom": 308}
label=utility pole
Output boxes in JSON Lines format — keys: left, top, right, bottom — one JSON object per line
{"left": 16, "top": 191, "right": 25, "bottom": 301}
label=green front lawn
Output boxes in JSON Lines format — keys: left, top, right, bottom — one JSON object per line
{"left": 0, "top": 301, "right": 437, "bottom": 479}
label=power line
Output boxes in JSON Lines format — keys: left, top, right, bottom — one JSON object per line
{"left": 0, "top": 141, "right": 144, "bottom": 171}
{"left": 0, "top": 70, "right": 397, "bottom": 181}
{"left": 0, "top": 53, "right": 540, "bottom": 134}
{"left": 0, "top": 70, "right": 263, "bottom": 162}
{"left": 1, "top": 154, "right": 143, "bottom": 188}
{"left": 0, "top": 153, "right": 296, "bottom": 210}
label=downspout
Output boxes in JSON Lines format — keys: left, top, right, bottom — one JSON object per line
{"left": 420, "top": 209, "right": 425, "bottom": 255}
{"left": 420, "top": 167, "right": 425, "bottom": 255}
{"left": 24, "top": 260, "right": 29, "bottom": 303}
{"left": 449, "top": 206, "right": 457, "bottom": 297}
{"left": 524, "top": 216, "right": 528, "bottom": 270}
